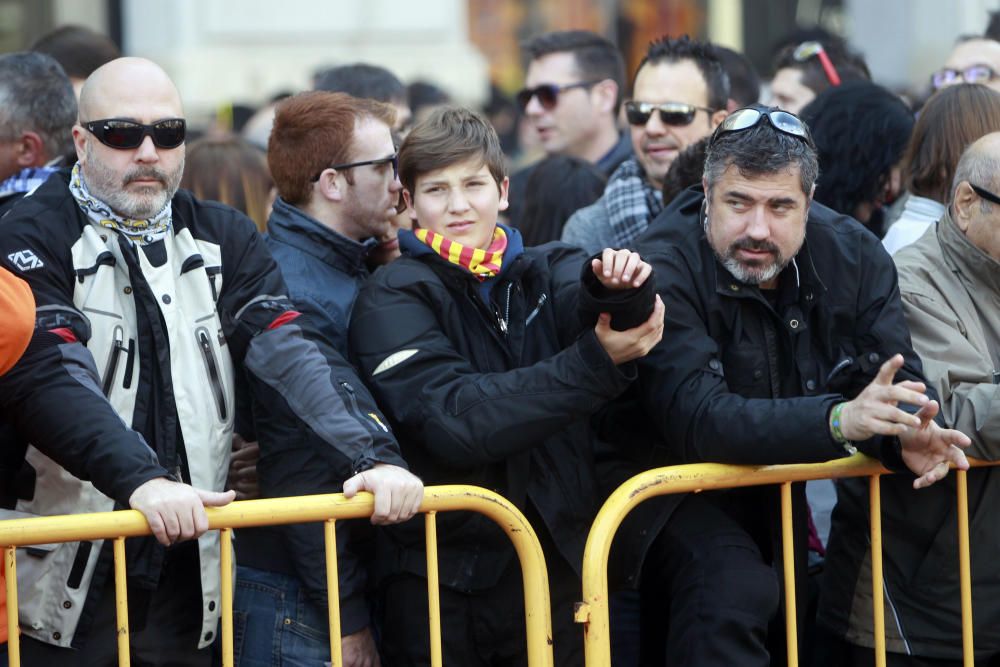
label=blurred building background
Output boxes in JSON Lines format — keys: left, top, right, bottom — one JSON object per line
{"left": 0, "top": 0, "right": 997, "bottom": 126}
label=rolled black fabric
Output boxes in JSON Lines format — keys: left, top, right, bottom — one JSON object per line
{"left": 578, "top": 252, "right": 657, "bottom": 331}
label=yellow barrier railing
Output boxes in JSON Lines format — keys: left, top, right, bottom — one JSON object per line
{"left": 0, "top": 486, "right": 553, "bottom": 667}
{"left": 575, "top": 454, "right": 998, "bottom": 667}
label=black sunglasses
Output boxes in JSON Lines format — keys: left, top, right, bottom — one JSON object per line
{"left": 516, "top": 81, "right": 600, "bottom": 111}
{"left": 931, "top": 64, "right": 998, "bottom": 90}
{"left": 83, "top": 118, "right": 186, "bottom": 150}
{"left": 709, "top": 107, "right": 812, "bottom": 148}
{"left": 312, "top": 153, "right": 399, "bottom": 182}
{"left": 624, "top": 101, "right": 715, "bottom": 127}
{"left": 970, "top": 183, "right": 1000, "bottom": 206}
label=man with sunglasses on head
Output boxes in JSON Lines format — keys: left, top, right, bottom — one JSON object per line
{"left": 562, "top": 35, "right": 729, "bottom": 255}
{"left": 932, "top": 36, "right": 1000, "bottom": 94}
{"left": 770, "top": 39, "right": 869, "bottom": 115}
{"left": 632, "top": 105, "right": 971, "bottom": 666}
{"left": 0, "top": 57, "right": 421, "bottom": 666}
{"left": 233, "top": 90, "right": 416, "bottom": 667}
{"left": 506, "top": 30, "right": 631, "bottom": 228}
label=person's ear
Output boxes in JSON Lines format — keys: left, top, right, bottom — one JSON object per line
{"left": 15, "top": 132, "right": 45, "bottom": 167}
{"left": 952, "top": 181, "right": 977, "bottom": 232}
{"left": 497, "top": 177, "right": 510, "bottom": 211}
{"left": 710, "top": 109, "right": 729, "bottom": 130}
{"left": 72, "top": 125, "right": 88, "bottom": 164}
{"left": 592, "top": 79, "right": 618, "bottom": 116}
{"left": 403, "top": 188, "right": 418, "bottom": 223}
{"left": 317, "top": 170, "right": 344, "bottom": 203}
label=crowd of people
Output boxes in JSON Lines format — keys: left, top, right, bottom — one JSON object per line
{"left": 0, "top": 17, "right": 997, "bottom": 667}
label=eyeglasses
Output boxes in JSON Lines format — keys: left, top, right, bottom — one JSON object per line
{"left": 970, "top": 182, "right": 1000, "bottom": 206}
{"left": 312, "top": 153, "right": 399, "bottom": 182}
{"left": 624, "top": 101, "right": 714, "bottom": 127}
{"left": 792, "top": 41, "right": 842, "bottom": 87}
{"left": 83, "top": 118, "right": 186, "bottom": 150}
{"left": 516, "top": 81, "right": 600, "bottom": 111}
{"left": 931, "top": 64, "right": 998, "bottom": 90}
{"left": 709, "top": 106, "right": 812, "bottom": 148}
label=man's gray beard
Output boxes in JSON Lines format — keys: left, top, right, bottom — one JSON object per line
{"left": 719, "top": 254, "right": 785, "bottom": 285}
{"left": 83, "top": 145, "right": 183, "bottom": 219}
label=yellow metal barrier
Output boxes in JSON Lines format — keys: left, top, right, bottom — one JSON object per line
{"left": 0, "top": 486, "right": 554, "bottom": 667}
{"left": 576, "top": 454, "right": 998, "bottom": 667}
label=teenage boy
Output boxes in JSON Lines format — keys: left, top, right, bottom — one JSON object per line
{"left": 349, "top": 107, "right": 664, "bottom": 666}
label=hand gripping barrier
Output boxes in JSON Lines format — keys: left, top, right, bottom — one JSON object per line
{"left": 575, "top": 454, "right": 998, "bottom": 667}
{"left": 0, "top": 486, "right": 554, "bottom": 667}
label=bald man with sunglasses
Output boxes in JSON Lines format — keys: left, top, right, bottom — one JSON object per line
{"left": 561, "top": 35, "right": 729, "bottom": 255}
{"left": 0, "top": 57, "right": 420, "bottom": 666}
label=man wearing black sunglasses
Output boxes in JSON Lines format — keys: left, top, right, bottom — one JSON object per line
{"left": 0, "top": 57, "right": 421, "bottom": 666}
{"left": 562, "top": 36, "right": 729, "bottom": 254}
{"left": 631, "top": 105, "right": 971, "bottom": 666}
{"left": 506, "top": 30, "right": 631, "bottom": 228}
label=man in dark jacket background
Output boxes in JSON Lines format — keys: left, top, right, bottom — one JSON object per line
{"left": 633, "top": 105, "right": 970, "bottom": 667}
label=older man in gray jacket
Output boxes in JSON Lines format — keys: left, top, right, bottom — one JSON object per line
{"left": 819, "top": 132, "right": 1000, "bottom": 665}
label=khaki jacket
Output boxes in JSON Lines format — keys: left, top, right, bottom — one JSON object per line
{"left": 895, "top": 212, "right": 1000, "bottom": 459}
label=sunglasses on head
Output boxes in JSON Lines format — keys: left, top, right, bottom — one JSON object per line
{"left": 83, "top": 118, "right": 186, "bottom": 150}
{"left": 931, "top": 64, "right": 998, "bottom": 90}
{"left": 516, "top": 80, "right": 599, "bottom": 111}
{"left": 624, "top": 101, "right": 714, "bottom": 127}
{"left": 312, "top": 153, "right": 399, "bottom": 182}
{"left": 709, "top": 107, "right": 812, "bottom": 148}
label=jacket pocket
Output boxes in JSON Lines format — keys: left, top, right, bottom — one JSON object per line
{"left": 337, "top": 380, "right": 389, "bottom": 435}
{"left": 197, "top": 327, "right": 229, "bottom": 421}
{"left": 102, "top": 326, "right": 126, "bottom": 396}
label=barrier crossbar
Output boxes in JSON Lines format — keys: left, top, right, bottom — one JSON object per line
{"left": 0, "top": 486, "right": 554, "bottom": 667}
{"left": 575, "top": 454, "right": 998, "bottom": 667}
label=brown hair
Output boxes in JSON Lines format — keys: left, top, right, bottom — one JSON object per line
{"left": 181, "top": 135, "right": 273, "bottom": 232}
{"left": 398, "top": 106, "right": 506, "bottom": 194}
{"left": 268, "top": 91, "right": 395, "bottom": 206}
{"left": 903, "top": 84, "right": 1000, "bottom": 203}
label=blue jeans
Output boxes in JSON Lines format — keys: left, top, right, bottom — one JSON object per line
{"left": 233, "top": 565, "right": 331, "bottom": 667}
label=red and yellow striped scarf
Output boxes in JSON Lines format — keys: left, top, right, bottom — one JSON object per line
{"left": 413, "top": 225, "right": 508, "bottom": 281}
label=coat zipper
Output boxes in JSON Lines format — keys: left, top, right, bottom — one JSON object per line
{"left": 525, "top": 293, "right": 548, "bottom": 326}
{"left": 338, "top": 381, "right": 386, "bottom": 434}
{"left": 197, "top": 327, "right": 228, "bottom": 421}
{"left": 494, "top": 282, "right": 514, "bottom": 336}
{"left": 102, "top": 326, "right": 126, "bottom": 396}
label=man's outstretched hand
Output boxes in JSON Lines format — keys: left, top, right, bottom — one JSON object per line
{"left": 837, "top": 354, "right": 970, "bottom": 488}
{"left": 343, "top": 463, "right": 424, "bottom": 525}
{"left": 129, "top": 478, "right": 236, "bottom": 546}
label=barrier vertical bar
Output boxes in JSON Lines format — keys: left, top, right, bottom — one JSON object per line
{"left": 869, "top": 475, "right": 886, "bottom": 667}
{"left": 956, "top": 470, "right": 974, "bottom": 667}
{"left": 324, "top": 519, "right": 342, "bottom": 667}
{"left": 112, "top": 536, "right": 130, "bottom": 667}
{"left": 5, "top": 546, "right": 19, "bottom": 667}
{"left": 780, "top": 482, "right": 799, "bottom": 667}
{"left": 220, "top": 528, "right": 234, "bottom": 667}
{"left": 425, "top": 512, "right": 443, "bottom": 667}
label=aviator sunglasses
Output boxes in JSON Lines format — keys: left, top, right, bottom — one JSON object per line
{"left": 84, "top": 118, "right": 187, "bottom": 150}
{"left": 516, "top": 80, "right": 600, "bottom": 111}
{"left": 709, "top": 106, "right": 812, "bottom": 147}
{"left": 624, "top": 101, "right": 715, "bottom": 127}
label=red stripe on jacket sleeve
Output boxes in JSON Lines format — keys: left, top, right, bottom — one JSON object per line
{"left": 267, "top": 311, "right": 301, "bottom": 330}
{"left": 48, "top": 327, "right": 78, "bottom": 344}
